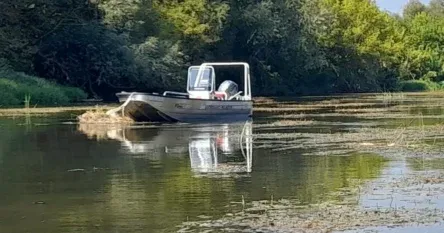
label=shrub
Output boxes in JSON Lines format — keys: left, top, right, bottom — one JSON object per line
{"left": 0, "top": 70, "right": 88, "bottom": 107}
{"left": 63, "top": 86, "right": 89, "bottom": 102}
{"left": 397, "top": 80, "right": 432, "bottom": 92}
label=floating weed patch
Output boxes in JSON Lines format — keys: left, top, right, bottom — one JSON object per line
{"left": 253, "top": 97, "right": 277, "bottom": 103}
{"left": 254, "top": 106, "right": 321, "bottom": 113}
{"left": 177, "top": 165, "right": 444, "bottom": 233}
{"left": 334, "top": 107, "right": 390, "bottom": 113}
{"left": 0, "top": 105, "right": 115, "bottom": 117}
{"left": 178, "top": 196, "right": 444, "bottom": 233}
{"left": 77, "top": 108, "right": 134, "bottom": 124}
{"left": 253, "top": 123, "right": 444, "bottom": 158}
{"left": 375, "top": 92, "right": 406, "bottom": 101}
{"left": 255, "top": 119, "right": 314, "bottom": 128}
{"left": 262, "top": 113, "right": 307, "bottom": 119}
{"left": 271, "top": 119, "right": 313, "bottom": 126}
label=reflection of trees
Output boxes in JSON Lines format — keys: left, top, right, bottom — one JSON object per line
{"left": 0, "top": 122, "right": 387, "bottom": 233}
{"left": 0, "top": 124, "right": 122, "bottom": 233}
{"left": 245, "top": 151, "right": 387, "bottom": 205}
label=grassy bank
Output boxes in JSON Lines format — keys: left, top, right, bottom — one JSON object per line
{"left": 397, "top": 79, "right": 444, "bottom": 92}
{"left": 0, "top": 70, "right": 88, "bottom": 107}
{"left": 0, "top": 105, "right": 117, "bottom": 117}
{"left": 0, "top": 89, "right": 443, "bottom": 119}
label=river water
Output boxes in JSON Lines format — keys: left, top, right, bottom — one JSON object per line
{"left": 0, "top": 93, "right": 443, "bottom": 233}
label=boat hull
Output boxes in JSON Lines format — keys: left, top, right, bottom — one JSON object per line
{"left": 116, "top": 92, "right": 253, "bottom": 123}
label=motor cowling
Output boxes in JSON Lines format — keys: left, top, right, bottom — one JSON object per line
{"left": 217, "top": 80, "right": 238, "bottom": 100}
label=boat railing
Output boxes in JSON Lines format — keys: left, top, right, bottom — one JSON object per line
{"left": 228, "top": 91, "right": 243, "bottom": 100}
{"left": 106, "top": 92, "right": 136, "bottom": 117}
{"left": 195, "top": 62, "right": 251, "bottom": 101}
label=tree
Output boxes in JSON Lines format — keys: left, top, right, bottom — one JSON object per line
{"left": 98, "top": 0, "right": 163, "bottom": 44}
{"left": 305, "top": 0, "right": 405, "bottom": 92}
{"left": 132, "top": 37, "right": 188, "bottom": 92}
{"left": 34, "top": 23, "right": 138, "bottom": 99}
{"left": 0, "top": 0, "right": 100, "bottom": 72}
{"left": 401, "top": 12, "right": 444, "bottom": 81}
{"left": 403, "top": 0, "right": 426, "bottom": 19}
{"left": 428, "top": 0, "right": 444, "bottom": 17}
{"left": 2, "top": 0, "right": 444, "bottom": 101}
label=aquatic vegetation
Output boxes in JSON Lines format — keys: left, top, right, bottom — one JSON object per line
{"left": 178, "top": 161, "right": 444, "bottom": 233}
{"left": 178, "top": 186, "right": 444, "bottom": 232}
{"left": 1, "top": 92, "right": 444, "bottom": 233}
{"left": 0, "top": 105, "right": 115, "bottom": 117}
{"left": 254, "top": 119, "right": 314, "bottom": 129}
{"left": 199, "top": 93, "right": 444, "bottom": 232}
{"left": 77, "top": 108, "right": 134, "bottom": 124}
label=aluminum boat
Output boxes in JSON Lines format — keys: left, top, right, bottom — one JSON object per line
{"left": 110, "top": 62, "right": 253, "bottom": 123}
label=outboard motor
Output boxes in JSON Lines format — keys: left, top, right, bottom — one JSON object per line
{"left": 217, "top": 80, "right": 238, "bottom": 100}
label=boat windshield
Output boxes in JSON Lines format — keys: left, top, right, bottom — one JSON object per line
{"left": 188, "top": 67, "right": 213, "bottom": 91}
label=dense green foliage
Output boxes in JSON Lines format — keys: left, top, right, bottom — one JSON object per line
{"left": 0, "top": 70, "right": 87, "bottom": 107}
{"left": 398, "top": 80, "right": 434, "bottom": 92}
{"left": 1, "top": 0, "right": 444, "bottom": 101}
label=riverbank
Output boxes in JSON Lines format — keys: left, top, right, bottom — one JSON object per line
{"left": 0, "top": 91, "right": 443, "bottom": 117}
{"left": 0, "top": 70, "right": 89, "bottom": 107}
{"left": 0, "top": 104, "right": 117, "bottom": 117}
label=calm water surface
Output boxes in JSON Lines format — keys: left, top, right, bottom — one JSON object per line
{"left": 0, "top": 94, "right": 443, "bottom": 233}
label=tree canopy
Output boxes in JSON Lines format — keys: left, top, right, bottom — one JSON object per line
{"left": 1, "top": 0, "right": 443, "bottom": 101}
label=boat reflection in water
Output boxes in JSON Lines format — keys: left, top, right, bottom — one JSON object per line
{"left": 79, "top": 121, "right": 253, "bottom": 177}
{"left": 187, "top": 122, "right": 253, "bottom": 175}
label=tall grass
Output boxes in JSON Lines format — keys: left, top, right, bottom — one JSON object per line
{"left": 0, "top": 70, "right": 88, "bottom": 107}
{"left": 397, "top": 80, "right": 444, "bottom": 92}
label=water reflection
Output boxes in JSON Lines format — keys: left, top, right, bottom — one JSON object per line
{"left": 0, "top": 118, "right": 387, "bottom": 233}
{"left": 79, "top": 121, "right": 253, "bottom": 177}
{"left": 188, "top": 123, "right": 253, "bottom": 175}
{"left": 2, "top": 93, "right": 444, "bottom": 232}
